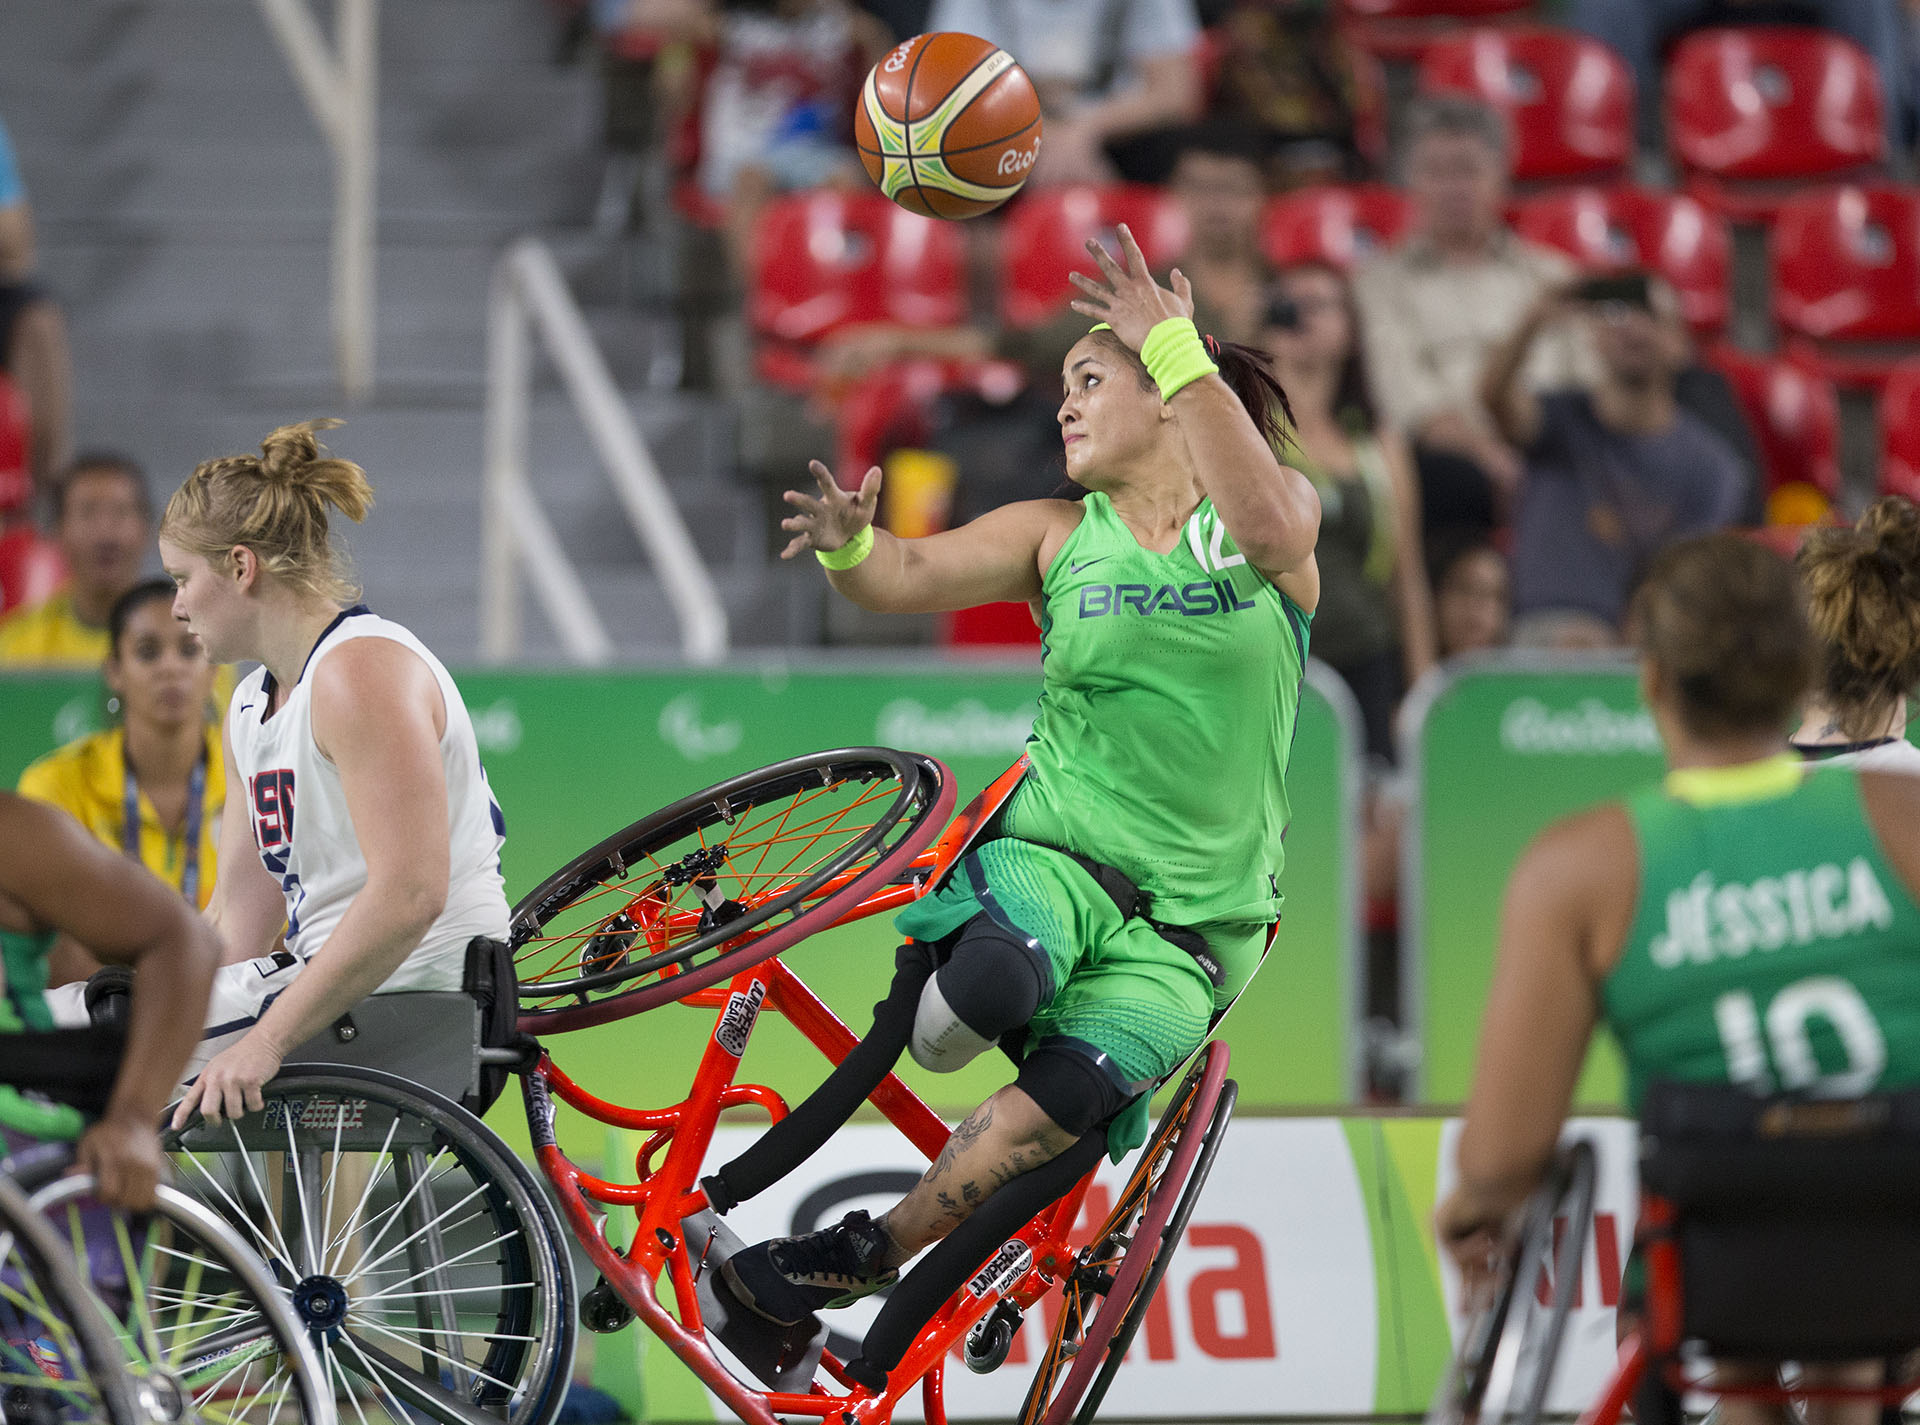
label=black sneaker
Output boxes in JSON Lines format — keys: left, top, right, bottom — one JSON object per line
{"left": 721, "top": 1211, "right": 898, "bottom": 1326}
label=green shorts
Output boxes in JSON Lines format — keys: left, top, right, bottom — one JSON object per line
{"left": 896, "top": 838, "right": 1266, "bottom": 1154}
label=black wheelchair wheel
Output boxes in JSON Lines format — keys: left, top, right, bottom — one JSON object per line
{"left": 511, "top": 747, "right": 951, "bottom": 1032}
{"left": 1430, "top": 1139, "right": 1599, "bottom": 1425}
{"left": 1019, "top": 1042, "right": 1232, "bottom": 1425}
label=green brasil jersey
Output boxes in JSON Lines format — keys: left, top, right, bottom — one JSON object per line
{"left": 0, "top": 925, "right": 54, "bottom": 1033}
{"left": 997, "top": 491, "right": 1310, "bottom": 928}
{"left": 1604, "top": 758, "right": 1920, "bottom": 1113}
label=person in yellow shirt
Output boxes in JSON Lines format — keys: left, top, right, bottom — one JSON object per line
{"left": 17, "top": 579, "right": 224, "bottom": 983}
{"left": 0, "top": 452, "right": 149, "bottom": 665}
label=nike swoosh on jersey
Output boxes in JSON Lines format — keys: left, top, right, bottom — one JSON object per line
{"left": 1069, "top": 556, "right": 1112, "bottom": 575}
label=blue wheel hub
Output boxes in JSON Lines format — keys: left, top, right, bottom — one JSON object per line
{"left": 292, "top": 1274, "right": 350, "bottom": 1336}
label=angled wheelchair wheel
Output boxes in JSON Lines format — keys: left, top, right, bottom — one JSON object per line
{"left": 511, "top": 747, "right": 952, "bottom": 1032}
{"left": 1019, "top": 1041, "right": 1232, "bottom": 1425}
{"left": 20, "top": 1168, "right": 330, "bottom": 1425}
{"left": 162, "top": 1064, "right": 575, "bottom": 1425}
{"left": 1428, "top": 1139, "right": 1599, "bottom": 1425}
{"left": 0, "top": 1166, "right": 141, "bottom": 1425}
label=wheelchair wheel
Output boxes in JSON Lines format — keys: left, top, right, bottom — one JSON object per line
{"left": 21, "top": 1170, "right": 329, "bottom": 1425}
{"left": 0, "top": 1166, "right": 141, "bottom": 1425}
{"left": 511, "top": 747, "right": 952, "bottom": 1032}
{"left": 1020, "top": 1042, "right": 1232, "bottom": 1425}
{"left": 162, "top": 1064, "right": 576, "bottom": 1425}
{"left": 1427, "top": 1139, "right": 1599, "bottom": 1425}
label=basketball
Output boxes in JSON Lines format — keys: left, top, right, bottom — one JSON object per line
{"left": 855, "top": 32, "right": 1043, "bottom": 220}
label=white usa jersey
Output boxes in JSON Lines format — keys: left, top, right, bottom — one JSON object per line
{"left": 226, "top": 607, "right": 508, "bottom": 989}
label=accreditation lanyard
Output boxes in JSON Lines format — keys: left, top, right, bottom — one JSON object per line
{"left": 122, "top": 745, "right": 207, "bottom": 905}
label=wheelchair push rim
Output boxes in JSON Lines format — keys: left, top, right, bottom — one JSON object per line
{"left": 162, "top": 1063, "right": 575, "bottom": 1425}
{"left": 510, "top": 747, "right": 953, "bottom": 1032}
{"left": 1020, "top": 1040, "right": 1233, "bottom": 1425}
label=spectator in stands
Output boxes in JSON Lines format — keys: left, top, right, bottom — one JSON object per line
{"left": 611, "top": 0, "right": 889, "bottom": 279}
{"left": 0, "top": 454, "right": 151, "bottom": 667}
{"left": 1354, "top": 97, "right": 1594, "bottom": 542}
{"left": 1483, "top": 272, "right": 1747, "bottom": 647}
{"left": 1428, "top": 530, "right": 1511, "bottom": 661}
{"left": 928, "top": 0, "right": 1204, "bottom": 184}
{"left": 1261, "top": 262, "right": 1431, "bottom": 763}
{"left": 0, "top": 115, "right": 72, "bottom": 498}
{"left": 1569, "top": 0, "right": 1913, "bottom": 151}
{"left": 1206, "top": 0, "right": 1370, "bottom": 187}
{"left": 17, "top": 580, "right": 224, "bottom": 987}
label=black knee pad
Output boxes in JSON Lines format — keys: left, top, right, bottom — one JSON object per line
{"left": 1014, "top": 1043, "right": 1136, "bottom": 1137}
{"left": 931, "top": 915, "right": 1048, "bottom": 1041}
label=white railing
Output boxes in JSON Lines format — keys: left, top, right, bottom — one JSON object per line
{"left": 257, "top": 0, "right": 377, "bottom": 398}
{"left": 481, "top": 238, "right": 729, "bottom": 665}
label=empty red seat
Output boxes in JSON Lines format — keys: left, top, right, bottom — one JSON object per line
{"left": 1666, "top": 27, "right": 1884, "bottom": 213}
{"left": 0, "top": 525, "right": 64, "bottom": 614}
{"left": 1417, "top": 25, "right": 1633, "bottom": 182}
{"left": 1709, "top": 344, "right": 1841, "bottom": 505}
{"left": 1000, "top": 185, "right": 1189, "bottom": 330}
{"left": 1878, "top": 359, "right": 1920, "bottom": 502}
{"left": 748, "top": 192, "right": 968, "bottom": 389}
{"left": 1335, "top": 0, "right": 1533, "bottom": 63}
{"left": 1773, "top": 184, "right": 1920, "bottom": 386}
{"left": 941, "top": 601, "right": 1042, "bottom": 648}
{"left": 0, "top": 373, "right": 30, "bottom": 518}
{"left": 1261, "top": 184, "right": 1413, "bottom": 270}
{"left": 1512, "top": 186, "right": 1731, "bottom": 332}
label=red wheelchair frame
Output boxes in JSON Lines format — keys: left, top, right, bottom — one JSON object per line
{"left": 512, "top": 758, "right": 1237, "bottom": 1425}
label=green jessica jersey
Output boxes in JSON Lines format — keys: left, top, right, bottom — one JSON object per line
{"left": 998, "top": 490, "right": 1310, "bottom": 931}
{"left": 1603, "top": 756, "right": 1920, "bottom": 1113}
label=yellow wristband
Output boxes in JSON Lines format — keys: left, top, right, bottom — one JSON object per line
{"left": 815, "top": 523, "right": 875, "bottom": 571}
{"left": 1139, "top": 317, "right": 1218, "bottom": 402}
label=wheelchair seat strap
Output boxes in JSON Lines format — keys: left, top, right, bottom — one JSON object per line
{"left": 1038, "top": 843, "right": 1227, "bottom": 991}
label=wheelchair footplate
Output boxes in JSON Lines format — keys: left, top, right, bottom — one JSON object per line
{"left": 683, "top": 1207, "right": 831, "bottom": 1393}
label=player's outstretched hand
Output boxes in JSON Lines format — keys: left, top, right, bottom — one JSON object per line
{"left": 170, "top": 1034, "right": 284, "bottom": 1129}
{"left": 1067, "top": 223, "right": 1195, "bottom": 354}
{"left": 75, "top": 1111, "right": 164, "bottom": 1212}
{"left": 782, "top": 460, "right": 881, "bottom": 561}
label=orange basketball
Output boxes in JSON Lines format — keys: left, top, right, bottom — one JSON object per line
{"left": 854, "top": 32, "right": 1043, "bottom": 220}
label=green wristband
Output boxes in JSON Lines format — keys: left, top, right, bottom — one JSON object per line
{"left": 1139, "top": 317, "right": 1218, "bottom": 402}
{"left": 816, "top": 523, "right": 875, "bottom": 571}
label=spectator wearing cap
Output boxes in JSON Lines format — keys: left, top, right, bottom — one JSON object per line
{"left": 1482, "top": 271, "right": 1748, "bottom": 647}
{"left": 0, "top": 454, "right": 152, "bottom": 667}
{"left": 1352, "top": 96, "right": 1596, "bottom": 542}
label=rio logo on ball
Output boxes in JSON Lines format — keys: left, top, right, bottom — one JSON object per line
{"left": 855, "top": 32, "right": 1044, "bottom": 220}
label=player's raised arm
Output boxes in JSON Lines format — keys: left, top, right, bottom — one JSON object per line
{"left": 781, "top": 458, "right": 1077, "bottom": 614}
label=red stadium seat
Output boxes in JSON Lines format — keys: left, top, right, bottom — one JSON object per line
{"left": 941, "top": 601, "right": 1042, "bottom": 648}
{"left": 0, "top": 525, "right": 63, "bottom": 614}
{"left": 1511, "top": 186, "right": 1730, "bottom": 333}
{"left": 834, "top": 358, "right": 1025, "bottom": 475}
{"left": 748, "top": 191, "right": 969, "bottom": 390}
{"left": 0, "top": 373, "right": 31, "bottom": 518}
{"left": 1878, "top": 359, "right": 1920, "bottom": 502}
{"left": 1773, "top": 185, "right": 1920, "bottom": 386}
{"left": 1709, "top": 344, "right": 1841, "bottom": 507}
{"left": 1335, "top": 0, "right": 1533, "bottom": 63}
{"left": 1000, "top": 185, "right": 1189, "bottom": 331}
{"left": 1418, "top": 26, "right": 1634, "bottom": 182}
{"left": 1666, "top": 27, "right": 1884, "bottom": 215}
{"left": 1261, "top": 184, "right": 1413, "bottom": 270}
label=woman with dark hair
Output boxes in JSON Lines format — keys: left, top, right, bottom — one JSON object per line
{"left": 17, "top": 578, "right": 224, "bottom": 989}
{"left": 1439, "top": 533, "right": 1920, "bottom": 1425}
{"left": 1791, "top": 495, "right": 1920, "bottom": 773}
{"left": 721, "top": 228, "right": 1320, "bottom": 1348}
{"left": 1261, "top": 261, "right": 1430, "bottom": 761}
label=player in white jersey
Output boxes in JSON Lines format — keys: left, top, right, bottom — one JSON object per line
{"left": 1790, "top": 496, "right": 1920, "bottom": 775}
{"left": 43, "top": 420, "right": 510, "bottom": 1126}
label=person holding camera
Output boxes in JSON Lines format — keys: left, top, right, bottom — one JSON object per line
{"left": 1261, "top": 261, "right": 1431, "bottom": 763}
{"left": 1482, "top": 270, "right": 1749, "bottom": 648}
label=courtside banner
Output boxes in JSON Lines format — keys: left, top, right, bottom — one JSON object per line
{"left": 597, "top": 1116, "right": 1639, "bottom": 1422}
{"left": 0, "top": 661, "right": 1362, "bottom": 1133}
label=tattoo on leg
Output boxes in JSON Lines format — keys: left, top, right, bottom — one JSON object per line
{"left": 927, "top": 1099, "right": 996, "bottom": 1183}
